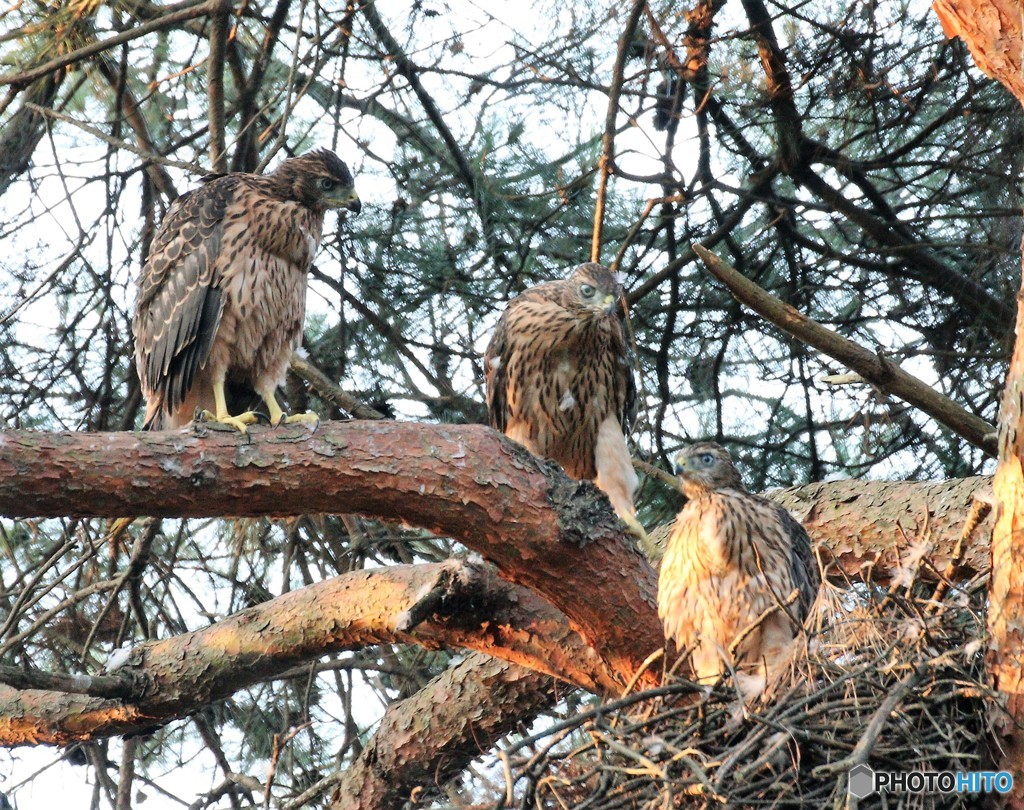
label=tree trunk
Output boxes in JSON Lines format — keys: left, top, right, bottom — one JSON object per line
{"left": 989, "top": 237, "right": 1024, "bottom": 805}
{"left": 933, "top": 0, "right": 1024, "bottom": 106}
{"left": 931, "top": 0, "right": 1024, "bottom": 800}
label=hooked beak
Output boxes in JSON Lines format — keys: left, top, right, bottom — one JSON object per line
{"left": 672, "top": 454, "right": 688, "bottom": 477}
{"left": 328, "top": 188, "right": 362, "bottom": 214}
{"left": 603, "top": 292, "right": 618, "bottom": 314}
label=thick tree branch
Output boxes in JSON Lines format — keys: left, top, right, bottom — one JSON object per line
{"left": 0, "top": 421, "right": 662, "bottom": 689}
{"left": 773, "top": 476, "right": 993, "bottom": 584}
{"left": 693, "top": 244, "right": 998, "bottom": 456}
{"left": 330, "top": 653, "right": 556, "bottom": 809}
{"left": 0, "top": 559, "right": 617, "bottom": 746}
{"left": 0, "top": 665, "right": 135, "bottom": 700}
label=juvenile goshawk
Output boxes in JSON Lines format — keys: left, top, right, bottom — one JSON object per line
{"left": 658, "top": 442, "right": 820, "bottom": 699}
{"left": 484, "top": 263, "right": 644, "bottom": 538}
{"left": 133, "top": 149, "right": 360, "bottom": 432}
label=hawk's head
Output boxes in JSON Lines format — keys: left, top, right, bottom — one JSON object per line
{"left": 673, "top": 442, "right": 745, "bottom": 496}
{"left": 271, "top": 149, "right": 361, "bottom": 214}
{"left": 561, "top": 263, "right": 624, "bottom": 317}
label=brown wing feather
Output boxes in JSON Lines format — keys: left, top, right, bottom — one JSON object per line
{"left": 484, "top": 306, "right": 511, "bottom": 435}
{"left": 485, "top": 280, "right": 566, "bottom": 435}
{"left": 774, "top": 502, "right": 821, "bottom": 620}
{"left": 133, "top": 177, "right": 235, "bottom": 429}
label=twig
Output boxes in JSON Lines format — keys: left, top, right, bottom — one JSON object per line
{"left": 626, "top": 166, "right": 777, "bottom": 304}
{"left": 812, "top": 664, "right": 928, "bottom": 776}
{"left": 0, "top": 1, "right": 218, "bottom": 88}
{"left": 289, "top": 353, "right": 385, "bottom": 420}
{"left": 82, "top": 519, "right": 160, "bottom": 658}
{"left": 590, "top": 0, "right": 647, "bottom": 263}
{"left": 0, "top": 663, "right": 136, "bottom": 699}
{"left": 115, "top": 736, "right": 138, "bottom": 810}
{"left": 207, "top": 0, "right": 230, "bottom": 173}
{"left": 692, "top": 244, "right": 997, "bottom": 457}
{"left": 610, "top": 195, "right": 685, "bottom": 272}
{"left": 360, "top": 0, "right": 501, "bottom": 257}
{"left": 632, "top": 457, "right": 680, "bottom": 491}
{"left": 928, "top": 490, "right": 993, "bottom": 608}
{"left": 24, "top": 102, "right": 202, "bottom": 176}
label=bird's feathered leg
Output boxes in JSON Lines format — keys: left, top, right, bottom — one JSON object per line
{"left": 199, "top": 378, "right": 260, "bottom": 433}
{"left": 593, "top": 416, "right": 650, "bottom": 548}
{"left": 256, "top": 383, "right": 319, "bottom": 429}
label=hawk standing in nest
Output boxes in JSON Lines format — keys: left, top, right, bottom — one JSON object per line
{"left": 658, "top": 442, "right": 820, "bottom": 700}
{"left": 133, "top": 149, "right": 361, "bottom": 432}
{"left": 484, "top": 263, "right": 645, "bottom": 540}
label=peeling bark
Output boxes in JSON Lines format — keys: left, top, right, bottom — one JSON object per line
{"left": 0, "top": 422, "right": 660, "bottom": 690}
{"left": 772, "top": 476, "right": 993, "bottom": 584}
{"left": 330, "top": 652, "right": 555, "bottom": 809}
{"left": 0, "top": 560, "right": 615, "bottom": 746}
{"left": 989, "top": 242, "right": 1024, "bottom": 805}
{"left": 933, "top": 0, "right": 1024, "bottom": 106}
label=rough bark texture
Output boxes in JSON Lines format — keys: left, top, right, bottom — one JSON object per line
{"left": 933, "top": 0, "right": 1024, "bottom": 106}
{"left": 772, "top": 476, "right": 993, "bottom": 584}
{"left": 0, "top": 422, "right": 661, "bottom": 690}
{"left": 330, "top": 652, "right": 556, "bottom": 810}
{"left": 0, "top": 423, "right": 1002, "bottom": 759}
{"left": 930, "top": 1, "right": 1024, "bottom": 800}
{"left": 989, "top": 245, "right": 1024, "bottom": 805}
{"left": 0, "top": 561, "right": 613, "bottom": 745}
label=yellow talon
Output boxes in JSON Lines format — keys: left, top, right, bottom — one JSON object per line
{"left": 198, "top": 409, "right": 259, "bottom": 434}
{"left": 258, "top": 384, "right": 319, "bottom": 430}
{"left": 197, "top": 381, "right": 262, "bottom": 433}
{"left": 281, "top": 411, "right": 320, "bottom": 430}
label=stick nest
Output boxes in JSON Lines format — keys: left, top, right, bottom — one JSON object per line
{"left": 502, "top": 578, "right": 993, "bottom": 809}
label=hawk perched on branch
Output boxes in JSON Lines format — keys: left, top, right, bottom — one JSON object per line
{"left": 658, "top": 442, "right": 820, "bottom": 699}
{"left": 133, "top": 149, "right": 360, "bottom": 432}
{"left": 484, "top": 263, "right": 644, "bottom": 538}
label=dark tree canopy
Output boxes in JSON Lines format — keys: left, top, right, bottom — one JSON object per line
{"left": 0, "top": 0, "right": 1020, "bottom": 806}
